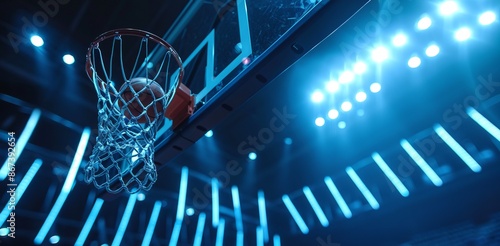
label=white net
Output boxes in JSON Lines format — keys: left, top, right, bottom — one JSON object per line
{"left": 84, "top": 29, "right": 183, "bottom": 193}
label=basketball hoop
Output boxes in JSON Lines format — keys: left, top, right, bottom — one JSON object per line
{"left": 84, "top": 28, "right": 194, "bottom": 194}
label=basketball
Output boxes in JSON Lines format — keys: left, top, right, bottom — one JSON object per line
{"left": 118, "top": 77, "right": 166, "bottom": 123}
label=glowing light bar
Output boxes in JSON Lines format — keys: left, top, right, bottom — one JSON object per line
{"left": 237, "top": 230, "right": 244, "bottom": 246}
{"left": 193, "top": 213, "right": 206, "bottom": 246}
{"left": 258, "top": 190, "right": 269, "bottom": 242}
{"left": 170, "top": 167, "right": 189, "bottom": 246}
{"left": 434, "top": 124, "right": 481, "bottom": 172}
{"left": 111, "top": 193, "right": 138, "bottom": 246}
{"left": 169, "top": 222, "right": 182, "bottom": 246}
{"left": 467, "top": 107, "right": 500, "bottom": 143}
{"left": 1, "top": 108, "right": 41, "bottom": 181}
{"left": 212, "top": 178, "right": 220, "bottom": 227}
{"left": 176, "top": 167, "right": 189, "bottom": 220}
{"left": 324, "top": 176, "right": 352, "bottom": 218}
{"left": 231, "top": 186, "right": 243, "bottom": 232}
{"left": 75, "top": 198, "right": 104, "bottom": 246}
{"left": 0, "top": 159, "right": 42, "bottom": 224}
{"left": 34, "top": 128, "right": 90, "bottom": 245}
{"left": 141, "top": 201, "right": 162, "bottom": 246}
{"left": 400, "top": 139, "right": 443, "bottom": 186}
{"left": 346, "top": 167, "right": 380, "bottom": 210}
{"left": 273, "top": 235, "right": 281, "bottom": 246}
{"left": 256, "top": 226, "right": 264, "bottom": 246}
{"left": 215, "top": 219, "right": 225, "bottom": 246}
{"left": 282, "top": 195, "right": 309, "bottom": 234}
{"left": 303, "top": 187, "right": 329, "bottom": 227}
{"left": 372, "top": 153, "right": 409, "bottom": 197}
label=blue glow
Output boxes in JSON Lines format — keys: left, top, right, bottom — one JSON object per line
{"left": 353, "top": 62, "right": 367, "bottom": 74}
{"left": 371, "top": 46, "right": 389, "bottom": 62}
{"left": 273, "top": 235, "right": 281, "bottom": 246}
{"left": 370, "top": 82, "right": 381, "bottom": 93}
{"left": 346, "top": 167, "right": 380, "bottom": 210}
{"left": 237, "top": 231, "right": 244, "bottom": 246}
{"left": 205, "top": 130, "right": 214, "bottom": 138}
{"left": 439, "top": 1, "right": 459, "bottom": 16}
{"left": 0, "top": 227, "right": 8, "bottom": 236}
{"left": 400, "top": 139, "right": 443, "bottom": 186}
{"left": 479, "top": 11, "right": 496, "bottom": 25}
{"left": 1, "top": 109, "right": 41, "bottom": 181}
{"left": 341, "top": 101, "right": 352, "bottom": 112}
{"left": 75, "top": 198, "right": 104, "bottom": 246}
{"left": 339, "top": 70, "right": 354, "bottom": 84}
{"left": 425, "top": 44, "right": 440, "bottom": 57}
{"left": 303, "top": 187, "right": 329, "bottom": 227}
{"left": 231, "top": 186, "right": 244, "bottom": 232}
{"left": 338, "top": 121, "right": 346, "bottom": 129}
{"left": 249, "top": 152, "right": 257, "bottom": 160}
{"left": 256, "top": 226, "right": 264, "bottom": 246}
{"left": 408, "top": 56, "right": 421, "bottom": 68}
{"left": 284, "top": 137, "right": 293, "bottom": 145}
{"left": 328, "top": 109, "right": 339, "bottom": 119}
{"left": 215, "top": 219, "right": 225, "bottom": 246}
{"left": 315, "top": 117, "right": 325, "bottom": 127}
{"left": 282, "top": 195, "right": 309, "bottom": 234}
{"left": 454, "top": 27, "right": 472, "bottom": 41}
{"left": 186, "top": 207, "right": 195, "bottom": 216}
{"left": 311, "top": 90, "right": 325, "bottom": 103}
{"left": 111, "top": 194, "right": 138, "bottom": 246}
{"left": 326, "top": 81, "right": 340, "bottom": 93}
{"left": 467, "top": 107, "right": 500, "bottom": 143}
{"left": 34, "top": 128, "right": 90, "bottom": 245}
{"left": 212, "top": 178, "right": 219, "bottom": 227}
{"left": 355, "top": 91, "right": 367, "bottom": 102}
{"left": 0, "top": 159, "right": 42, "bottom": 224}
{"left": 372, "top": 153, "right": 410, "bottom": 197}
{"left": 392, "top": 33, "right": 408, "bottom": 47}
{"left": 141, "top": 201, "right": 162, "bottom": 246}
{"left": 30, "top": 35, "right": 44, "bottom": 47}
{"left": 434, "top": 125, "right": 481, "bottom": 172}
{"left": 417, "top": 16, "right": 432, "bottom": 30}
{"left": 137, "top": 193, "right": 146, "bottom": 201}
{"left": 49, "top": 235, "right": 60, "bottom": 244}
{"left": 147, "top": 62, "right": 154, "bottom": 69}
{"left": 324, "top": 176, "right": 352, "bottom": 218}
{"left": 63, "top": 54, "right": 75, "bottom": 65}
{"left": 258, "top": 191, "right": 269, "bottom": 243}
{"left": 193, "top": 213, "right": 206, "bottom": 246}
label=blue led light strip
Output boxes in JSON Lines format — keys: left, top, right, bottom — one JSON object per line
{"left": 141, "top": 201, "right": 162, "bottom": 246}
{"left": 111, "top": 193, "right": 138, "bottom": 246}
{"left": 258, "top": 190, "right": 269, "bottom": 242}
{"left": 434, "top": 124, "right": 481, "bottom": 173}
{"left": 193, "top": 213, "right": 206, "bottom": 246}
{"left": 212, "top": 178, "right": 219, "bottom": 227}
{"left": 400, "top": 139, "right": 443, "bottom": 186}
{"left": 303, "top": 186, "right": 329, "bottom": 227}
{"left": 231, "top": 186, "right": 243, "bottom": 232}
{"left": 346, "top": 167, "right": 380, "bottom": 210}
{"left": 372, "top": 152, "right": 410, "bottom": 197}
{"left": 0, "top": 109, "right": 41, "bottom": 180}
{"left": 0, "top": 159, "right": 42, "bottom": 225}
{"left": 34, "top": 128, "right": 91, "bottom": 245}
{"left": 324, "top": 176, "right": 352, "bottom": 218}
{"left": 282, "top": 194, "right": 309, "bottom": 234}
{"left": 467, "top": 107, "right": 500, "bottom": 143}
{"left": 169, "top": 167, "right": 189, "bottom": 246}
{"left": 75, "top": 198, "right": 104, "bottom": 246}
